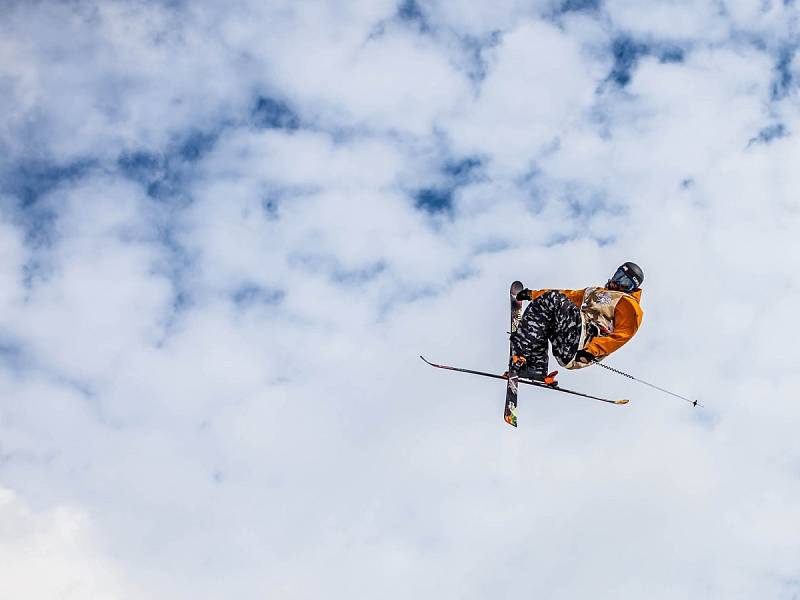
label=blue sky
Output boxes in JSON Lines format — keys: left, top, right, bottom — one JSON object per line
{"left": 1, "top": 1, "right": 800, "bottom": 598}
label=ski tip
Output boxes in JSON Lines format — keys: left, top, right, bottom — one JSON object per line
{"left": 615, "top": 399, "right": 630, "bottom": 405}
{"left": 504, "top": 415, "right": 518, "bottom": 427}
{"left": 419, "top": 355, "right": 442, "bottom": 368}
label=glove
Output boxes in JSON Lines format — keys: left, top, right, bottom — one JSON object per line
{"left": 574, "top": 349, "right": 596, "bottom": 365}
{"left": 516, "top": 289, "right": 532, "bottom": 301}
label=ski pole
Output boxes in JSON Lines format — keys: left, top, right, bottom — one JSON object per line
{"left": 595, "top": 362, "right": 703, "bottom": 408}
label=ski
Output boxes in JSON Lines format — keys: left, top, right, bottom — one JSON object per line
{"left": 505, "top": 281, "right": 525, "bottom": 426}
{"left": 420, "top": 355, "right": 630, "bottom": 406}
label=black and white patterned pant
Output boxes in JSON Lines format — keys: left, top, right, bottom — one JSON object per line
{"left": 510, "top": 291, "right": 582, "bottom": 377}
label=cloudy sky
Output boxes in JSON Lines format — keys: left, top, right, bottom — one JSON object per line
{"left": 1, "top": 0, "right": 800, "bottom": 598}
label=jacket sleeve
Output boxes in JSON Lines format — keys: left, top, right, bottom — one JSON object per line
{"left": 584, "top": 297, "right": 642, "bottom": 358}
{"left": 529, "top": 289, "right": 585, "bottom": 307}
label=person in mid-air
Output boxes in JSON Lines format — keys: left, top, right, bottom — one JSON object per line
{"left": 510, "top": 262, "right": 644, "bottom": 384}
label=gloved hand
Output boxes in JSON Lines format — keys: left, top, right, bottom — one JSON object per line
{"left": 515, "top": 289, "right": 532, "bottom": 301}
{"left": 574, "top": 349, "right": 596, "bottom": 365}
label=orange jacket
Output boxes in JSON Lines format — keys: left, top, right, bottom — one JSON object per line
{"left": 529, "top": 288, "right": 643, "bottom": 359}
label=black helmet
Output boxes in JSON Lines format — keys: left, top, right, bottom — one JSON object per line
{"left": 609, "top": 262, "right": 643, "bottom": 292}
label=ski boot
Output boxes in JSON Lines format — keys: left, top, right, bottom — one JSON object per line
{"left": 505, "top": 354, "right": 527, "bottom": 376}
{"left": 519, "top": 365, "right": 559, "bottom": 387}
{"left": 505, "top": 356, "right": 558, "bottom": 387}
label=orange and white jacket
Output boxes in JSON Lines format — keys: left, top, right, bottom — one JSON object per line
{"left": 529, "top": 287, "right": 643, "bottom": 368}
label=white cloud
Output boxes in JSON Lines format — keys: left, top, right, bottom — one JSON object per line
{"left": 0, "top": 2, "right": 253, "bottom": 159}
{"left": 421, "top": 0, "right": 551, "bottom": 37}
{"left": 2, "top": 1, "right": 800, "bottom": 598}
{"left": 604, "top": 0, "right": 730, "bottom": 41}
{"left": 723, "top": 0, "right": 795, "bottom": 36}
{"left": 446, "top": 20, "right": 602, "bottom": 174}
{"left": 7, "top": 177, "right": 172, "bottom": 383}
{"left": 0, "top": 214, "right": 26, "bottom": 312}
{"left": 0, "top": 485, "right": 137, "bottom": 599}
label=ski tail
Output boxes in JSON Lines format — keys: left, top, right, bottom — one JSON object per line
{"left": 505, "top": 281, "right": 525, "bottom": 427}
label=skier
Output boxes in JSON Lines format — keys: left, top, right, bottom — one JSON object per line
{"left": 509, "top": 262, "right": 644, "bottom": 383}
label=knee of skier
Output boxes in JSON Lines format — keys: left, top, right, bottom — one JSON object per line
{"left": 531, "top": 290, "right": 565, "bottom": 308}
{"left": 543, "top": 290, "right": 569, "bottom": 302}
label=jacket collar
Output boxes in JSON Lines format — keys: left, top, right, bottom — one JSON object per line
{"left": 603, "top": 286, "right": 642, "bottom": 302}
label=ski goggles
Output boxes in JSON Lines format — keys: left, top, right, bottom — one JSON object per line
{"left": 611, "top": 267, "right": 639, "bottom": 292}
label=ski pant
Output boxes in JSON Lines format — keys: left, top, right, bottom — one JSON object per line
{"left": 510, "top": 291, "right": 582, "bottom": 377}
